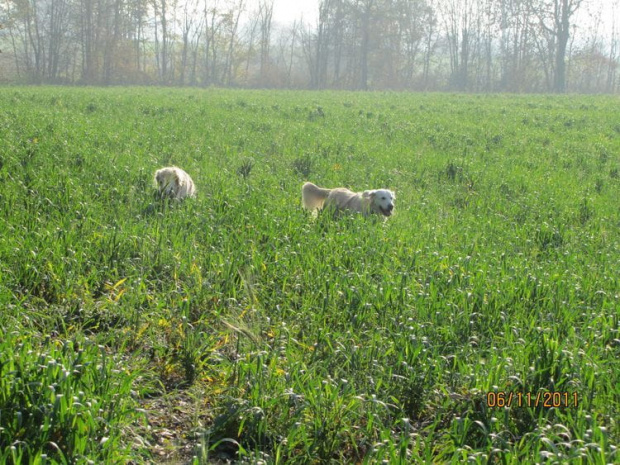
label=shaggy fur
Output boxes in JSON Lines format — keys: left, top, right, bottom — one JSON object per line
{"left": 301, "top": 182, "right": 395, "bottom": 217}
{"left": 154, "top": 166, "right": 196, "bottom": 200}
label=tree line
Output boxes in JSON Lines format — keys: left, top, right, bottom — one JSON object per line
{"left": 1, "top": 0, "right": 618, "bottom": 93}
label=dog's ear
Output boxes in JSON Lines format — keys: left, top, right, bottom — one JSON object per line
{"left": 363, "top": 190, "right": 376, "bottom": 199}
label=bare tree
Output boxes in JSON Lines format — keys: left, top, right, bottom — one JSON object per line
{"left": 393, "top": 0, "right": 435, "bottom": 89}
{"left": 179, "top": 0, "right": 201, "bottom": 84}
{"left": 312, "top": 0, "right": 330, "bottom": 88}
{"left": 130, "top": 0, "right": 149, "bottom": 78}
{"left": 421, "top": 4, "right": 439, "bottom": 88}
{"left": 271, "top": 18, "right": 302, "bottom": 87}
{"left": 223, "top": 0, "right": 244, "bottom": 85}
{"left": 498, "top": 0, "right": 536, "bottom": 91}
{"left": 440, "top": 0, "right": 475, "bottom": 90}
{"left": 153, "top": 0, "right": 179, "bottom": 83}
{"left": 286, "top": 19, "right": 300, "bottom": 86}
{"left": 257, "top": 0, "right": 273, "bottom": 85}
{"left": 242, "top": 7, "right": 259, "bottom": 83}
{"left": 356, "top": 0, "right": 374, "bottom": 90}
{"left": 530, "top": 0, "right": 587, "bottom": 92}
{"left": 202, "top": 0, "right": 222, "bottom": 85}
{"left": 606, "top": 0, "right": 619, "bottom": 92}
{"left": 23, "top": 0, "right": 46, "bottom": 81}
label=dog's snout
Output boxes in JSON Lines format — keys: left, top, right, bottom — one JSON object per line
{"left": 387, "top": 204, "right": 394, "bottom": 211}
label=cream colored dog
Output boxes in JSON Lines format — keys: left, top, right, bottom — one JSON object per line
{"left": 302, "top": 182, "right": 395, "bottom": 217}
{"left": 154, "top": 166, "right": 196, "bottom": 200}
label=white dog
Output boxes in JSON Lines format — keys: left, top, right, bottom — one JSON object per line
{"left": 302, "top": 182, "right": 395, "bottom": 217}
{"left": 154, "top": 166, "right": 196, "bottom": 200}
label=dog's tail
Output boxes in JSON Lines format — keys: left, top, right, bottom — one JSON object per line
{"left": 301, "top": 182, "right": 331, "bottom": 211}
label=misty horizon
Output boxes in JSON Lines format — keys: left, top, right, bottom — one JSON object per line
{"left": 1, "top": 0, "right": 618, "bottom": 93}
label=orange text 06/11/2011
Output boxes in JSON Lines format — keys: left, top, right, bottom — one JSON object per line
{"left": 486, "top": 391, "right": 579, "bottom": 408}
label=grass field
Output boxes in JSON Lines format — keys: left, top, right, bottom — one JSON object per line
{"left": 0, "top": 87, "right": 618, "bottom": 464}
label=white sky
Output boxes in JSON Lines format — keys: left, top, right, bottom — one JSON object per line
{"left": 271, "top": 0, "right": 319, "bottom": 25}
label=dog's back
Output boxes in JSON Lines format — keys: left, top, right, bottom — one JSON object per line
{"left": 301, "top": 182, "right": 331, "bottom": 211}
{"left": 175, "top": 169, "right": 196, "bottom": 198}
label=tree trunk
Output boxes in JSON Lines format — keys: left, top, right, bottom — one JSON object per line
{"left": 554, "top": 0, "right": 570, "bottom": 92}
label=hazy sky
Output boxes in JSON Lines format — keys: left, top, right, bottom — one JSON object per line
{"left": 271, "top": 0, "right": 318, "bottom": 24}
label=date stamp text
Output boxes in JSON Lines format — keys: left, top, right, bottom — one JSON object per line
{"left": 486, "top": 391, "right": 578, "bottom": 408}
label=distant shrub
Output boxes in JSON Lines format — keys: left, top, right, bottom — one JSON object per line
{"left": 292, "top": 154, "right": 314, "bottom": 178}
{"left": 237, "top": 158, "right": 255, "bottom": 179}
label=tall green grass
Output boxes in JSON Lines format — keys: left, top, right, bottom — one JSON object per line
{"left": 0, "top": 88, "right": 618, "bottom": 463}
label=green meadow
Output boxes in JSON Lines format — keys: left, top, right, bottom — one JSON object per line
{"left": 0, "top": 87, "right": 618, "bottom": 464}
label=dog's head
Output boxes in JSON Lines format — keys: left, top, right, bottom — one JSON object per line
{"left": 154, "top": 168, "right": 178, "bottom": 189}
{"left": 154, "top": 169, "right": 165, "bottom": 188}
{"left": 367, "top": 189, "right": 396, "bottom": 217}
